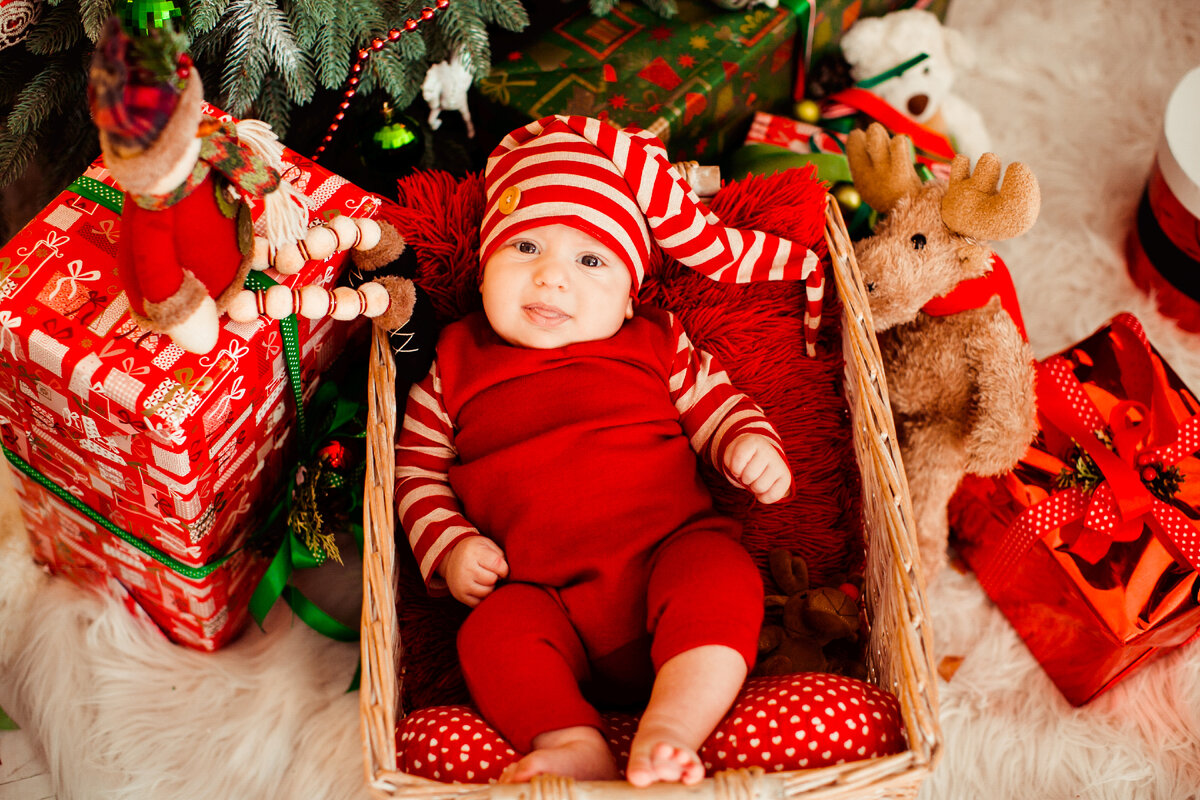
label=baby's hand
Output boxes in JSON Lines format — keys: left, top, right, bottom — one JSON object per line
{"left": 723, "top": 433, "right": 793, "bottom": 505}
{"left": 439, "top": 536, "right": 509, "bottom": 607}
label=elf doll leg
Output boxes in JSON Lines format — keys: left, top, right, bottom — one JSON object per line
{"left": 457, "top": 582, "right": 603, "bottom": 754}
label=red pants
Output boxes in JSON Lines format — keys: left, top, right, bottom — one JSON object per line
{"left": 456, "top": 527, "right": 763, "bottom": 753}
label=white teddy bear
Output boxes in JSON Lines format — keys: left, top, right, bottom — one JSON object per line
{"left": 839, "top": 9, "right": 992, "bottom": 159}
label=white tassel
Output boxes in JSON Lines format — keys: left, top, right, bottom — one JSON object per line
{"left": 236, "top": 117, "right": 310, "bottom": 250}
{"left": 234, "top": 119, "right": 287, "bottom": 170}
{"left": 261, "top": 182, "right": 310, "bottom": 250}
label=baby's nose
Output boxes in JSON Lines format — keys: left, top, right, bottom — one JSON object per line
{"left": 533, "top": 260, "right": 568, "bottom": 288}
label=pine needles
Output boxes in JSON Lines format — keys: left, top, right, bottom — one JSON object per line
{"left": 0, "top": 0, "right": 692, "bottom": 192}
{"left": 0, "top": 0, "right": 532, "bottom": 191}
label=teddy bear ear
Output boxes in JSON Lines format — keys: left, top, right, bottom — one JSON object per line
{"left": 941, "top": 25, "right": 977, "bottom": 71}
{"left": 838, "top": 16, "right": 886, "bottom": 80}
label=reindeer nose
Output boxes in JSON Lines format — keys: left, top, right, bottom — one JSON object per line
{"left": 907, "top": 94, "right": 929, "bottom": 116}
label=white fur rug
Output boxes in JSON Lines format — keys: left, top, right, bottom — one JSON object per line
{"left": 3, "top": 1, "right": 1200, "bottom": 798}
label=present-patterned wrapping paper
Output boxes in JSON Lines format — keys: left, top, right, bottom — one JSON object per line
{"left": 0, "top": 105, "right": 378, "bottom": 648}
{"left": 950, "top": 314, "right": 1200, "bottom": 705}
{"left": 478, "top": 0, "right": 796, "bottom": 162}
{"left": 15, "top": 470, "right": 267, "bottom": 651}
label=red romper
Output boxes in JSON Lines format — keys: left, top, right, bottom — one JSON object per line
{"left": 395, "top": 307, "right": 782, "bottom": 752}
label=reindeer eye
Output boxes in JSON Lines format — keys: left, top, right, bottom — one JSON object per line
{"left": 866, "top": 282, "right": 876, "bottom": 293}
{"left": 911, "top": 233, "right": 927, "bottom": 250}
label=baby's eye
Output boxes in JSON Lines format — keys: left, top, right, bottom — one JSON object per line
{"left": 516, "top": 241, "right": 537, "bottom": 254}
{"left": 580, "top": 254, "right": 604, "bottom": 268}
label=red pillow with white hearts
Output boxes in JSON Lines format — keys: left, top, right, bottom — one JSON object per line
{"left": 395, "top": 673, "right": 905, "bottom": 784}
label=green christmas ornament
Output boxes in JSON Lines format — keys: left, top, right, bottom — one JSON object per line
{"left": 374, "top": 122, "right": 418, "bottom": 151}
{"left": 122, "top": 0, "right": 184, "bottom": 34}
{"left": 358, "top": 102, "right": 425, "bottom": 197}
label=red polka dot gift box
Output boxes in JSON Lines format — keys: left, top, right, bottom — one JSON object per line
{"left": 950, "top": 313, "right": 1200, "bottom": 705}
{"left": 395, "top": 673, "right": 905, "bottom": 783}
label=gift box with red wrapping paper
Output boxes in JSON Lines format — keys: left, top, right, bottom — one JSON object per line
{"left": 0, "top": 105, "right": 377, "bottom": 649}
{"left": 949, "top": 313, "right": 1200, "bottom": 705}
{"left": 11, "top": 464, "right": 272, "bottom": 651}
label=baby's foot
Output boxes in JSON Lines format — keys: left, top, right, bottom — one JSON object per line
{"left": 500, "top": 728, "right": 619, "bottom": 783}
{"left": 626, "top": 727, "right": 704, "bottom": 787}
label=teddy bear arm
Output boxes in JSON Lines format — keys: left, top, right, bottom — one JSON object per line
{"left": 961, "top": 299, "right": 1037, "bottom": 475}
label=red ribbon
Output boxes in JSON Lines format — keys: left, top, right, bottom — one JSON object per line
{"left": 977, "top": 315, "right": 1200, "bottom": 594}
{"left": 826, "top": 88, "right": 957, "bottom": 162}
{"left": 920, "top": 254, "right": 1028, "bottom": 340}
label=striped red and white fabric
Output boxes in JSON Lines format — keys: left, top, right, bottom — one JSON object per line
{"left": 480, "top": 115, "right": 825, "bottom": 356}
{"left": 396, "top": 310, "right": 786, "bottom": 589}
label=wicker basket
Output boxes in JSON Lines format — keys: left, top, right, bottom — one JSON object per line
{"left": 359, "top": 196, "right": 941, "bottom": 800}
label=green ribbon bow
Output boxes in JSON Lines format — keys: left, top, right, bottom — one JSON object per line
{"left": 246, "top": 379, "right": 364, "bottom": 643}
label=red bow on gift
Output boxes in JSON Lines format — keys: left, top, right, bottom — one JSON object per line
{"left": 978, "top": 315, "right": 1200, "bottom": 594}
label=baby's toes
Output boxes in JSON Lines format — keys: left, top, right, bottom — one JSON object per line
{"left": 652, "top": 744, "right": 695, "bottom": 782}
{"left": 679, "top": 755, "right": 705, "bottom": 785}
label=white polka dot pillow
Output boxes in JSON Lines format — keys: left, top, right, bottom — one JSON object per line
{"left": 395, "top": 673, "right": 904, "bottom": 783}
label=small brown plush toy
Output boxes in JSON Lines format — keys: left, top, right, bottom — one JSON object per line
{"left": 846, "top": 122, "right": 1039, "bottom": 583}
{"left": 755, "top": 549, "right": 865, "bottom": 680}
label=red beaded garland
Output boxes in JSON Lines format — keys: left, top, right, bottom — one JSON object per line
{"left": 311, "top": 1, "right": 449, "bottom": 161}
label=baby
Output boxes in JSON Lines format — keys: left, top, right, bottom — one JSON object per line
{"left": 395, "top": 116, "right": 824, "bottom": 786}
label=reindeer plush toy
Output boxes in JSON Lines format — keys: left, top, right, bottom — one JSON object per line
{"left": 846, "top": 123, "right": 1040, "bottom": 582}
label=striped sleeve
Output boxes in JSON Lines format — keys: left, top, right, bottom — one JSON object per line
{"left": 394, "top": 359, "right": 479, "bottom": 593}
{"left": 665, "top": 312, "right": 788, "bottom": 479}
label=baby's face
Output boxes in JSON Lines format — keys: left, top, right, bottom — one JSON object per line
{"left": 481, "top": 223, "right": 635, "bottom": 349}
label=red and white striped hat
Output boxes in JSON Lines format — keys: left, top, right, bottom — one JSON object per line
{"left": 481, "top": 115, "right": 826, "bottom": 355}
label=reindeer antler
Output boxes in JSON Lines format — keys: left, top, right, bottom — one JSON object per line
{"left": 846, "top": 123, "right": 923, "bottom": 214}
{"left": 941, "top": 153, "right": 1040, "bottom": 241}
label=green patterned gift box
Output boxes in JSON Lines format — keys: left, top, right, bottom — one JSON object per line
{"left": 478, "top": 0, "right": 797, "bottom": 162}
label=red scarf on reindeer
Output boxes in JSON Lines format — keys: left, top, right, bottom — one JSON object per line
{"left": 919, "top": 253, "right": 1028, "bottom": 340}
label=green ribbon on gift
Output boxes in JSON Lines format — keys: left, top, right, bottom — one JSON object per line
{"left": 2, "top": 445, "right": 235, "bottom": 580}
{"left": 246, "top": 379, "right": 363, "bottom": 642}
{"left": 243, "top": 271, "right": 308, "bottom": 445}
{"left": 68, "top": 176, "right": 125, "bottom": 215}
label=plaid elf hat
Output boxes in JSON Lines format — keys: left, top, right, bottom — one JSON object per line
{"left": 88, "top": 16, "right": 200, "bottom": 161}
{"left": 481, "top": 115, "right": 826, "bottom": 355}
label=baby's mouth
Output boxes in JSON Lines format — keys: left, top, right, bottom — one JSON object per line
{"left": 523, "top": 303, "right": 571, "bottom": 327}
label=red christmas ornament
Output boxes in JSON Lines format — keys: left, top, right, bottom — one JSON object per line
{"left": 319, "top": 441, "right": 348, "bottom": 469}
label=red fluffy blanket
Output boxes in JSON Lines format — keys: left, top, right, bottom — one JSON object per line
{"left": 377, "top": 167, "right": 863, "bottom": 710}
